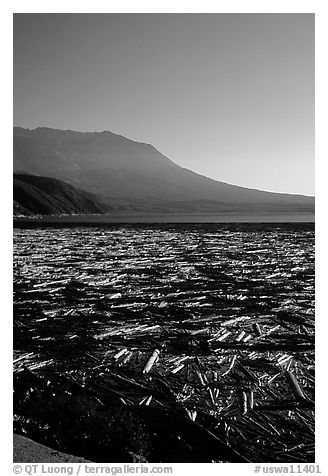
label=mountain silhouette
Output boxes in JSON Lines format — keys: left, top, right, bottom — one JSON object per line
{"left": 14, "top": 173, "right": 110, "bottom": 216}
{"left": 13, "top": 127, "right": 314, "bottom": 216}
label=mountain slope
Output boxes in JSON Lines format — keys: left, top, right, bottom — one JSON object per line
{"left": 14, "top": 174, "right": 110, "bottom": 215}
{"left": 13, "top": 127, "right": 314, "bottom": 214}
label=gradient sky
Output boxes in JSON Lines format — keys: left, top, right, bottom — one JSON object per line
{"left": 13, "top": 13, "right": 314, "bottom": 195}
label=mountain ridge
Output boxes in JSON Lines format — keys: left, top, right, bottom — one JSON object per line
{"left": 13, "top": 126, "right": 314, "bottom": 217}
{"left": 14, "top": 173, "right": 110, "bottom": 216}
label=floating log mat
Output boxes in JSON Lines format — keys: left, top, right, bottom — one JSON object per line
{"left": 13, "top": 224, "right": 315, "bottom": 463}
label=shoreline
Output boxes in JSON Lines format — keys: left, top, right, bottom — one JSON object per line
{"left": 13, "top": 434, "right": 92, "bottom": 463}
{"left": 13, "top": 212, "right": 315, "bottom": 226}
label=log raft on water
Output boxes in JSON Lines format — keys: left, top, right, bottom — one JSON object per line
{"left": 13, "top": 225, "right": 315, "bottom": 462}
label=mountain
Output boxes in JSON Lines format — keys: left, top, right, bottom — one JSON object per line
{"left": 13, "top": 127, "right": 314, "bottom": 216}
{"left": 14, "top": 173, "right": 110, "bottom": 216}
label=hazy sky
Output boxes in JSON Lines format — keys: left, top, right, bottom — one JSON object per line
{"left": 13, "top": 13, "right": 314, "bottom": 195}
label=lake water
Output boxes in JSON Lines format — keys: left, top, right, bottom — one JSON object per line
{"left": 13, "top": 223, "right": 315, "bottom": 462}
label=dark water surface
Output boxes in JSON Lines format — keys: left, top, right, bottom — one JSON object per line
{"left": 13, "top": 224, "right": 315, "bottom": 462}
